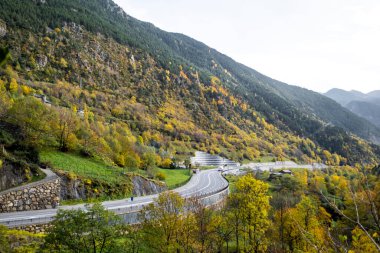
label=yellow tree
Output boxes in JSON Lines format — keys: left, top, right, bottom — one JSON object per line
{"left": 0, "top": 86, "right": 12, "bottom": 119}
{"left": 282, "top": 195, "right": 331, "bottom": 252}
{"left": 230, "top": 174, "right": 270, "bottom": 252}
{"left": 350, "top": 226, "right": 378, "bottom": 253}
{"left": 140, "top": 191, "right": 185, "bottom": 252}
{"left": 8, "top": 78, "right": 18, "bottom": 94}
{"left": 53, "top": 107, "right": 80, "bottom": 151}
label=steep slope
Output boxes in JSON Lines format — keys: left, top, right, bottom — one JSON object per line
{"left": 0, "top": 0, "right": 379, "bottom": 165}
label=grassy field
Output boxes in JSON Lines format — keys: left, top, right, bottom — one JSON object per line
{"left": 157, "top": 168, "right": 191, "bottom": 189}
{"left": 41, "top": 151, "right": 192, "bottom": 189}
{"left": 40, "top": 151, "right": 126, "bottom": 183}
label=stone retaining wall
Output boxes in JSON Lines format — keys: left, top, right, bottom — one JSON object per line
{"left": 0, "top": 171, "right": 61, "bottom": 213}
{"left": 14, "top": 223, "right": 52, "bottom": 234}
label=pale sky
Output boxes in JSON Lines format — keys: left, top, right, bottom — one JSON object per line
{"left": 114, "top": 0, "right": 380, "bottom": 93}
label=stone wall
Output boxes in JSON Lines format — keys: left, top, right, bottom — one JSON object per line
{"left": 0, "top": 170, "right": 61, "bottom": 213}
{"left": 15, "top": 223, "right": 52, "bottom": 234}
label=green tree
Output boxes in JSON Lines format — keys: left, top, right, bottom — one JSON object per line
{"left": 7, "top": 97, "right": 55, "bottom": 147}
{"left": 43, "top": 203, "right": 125, "bottom": 253}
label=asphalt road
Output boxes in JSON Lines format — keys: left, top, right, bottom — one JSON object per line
{"left": 0, "top": 169, "right": 228, "bottom": 227}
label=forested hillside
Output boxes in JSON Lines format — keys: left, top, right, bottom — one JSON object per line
{"left": 0, "top": 0, "right": 379, "bottom": 170}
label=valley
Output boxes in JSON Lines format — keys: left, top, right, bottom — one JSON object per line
{"left": 0, "top": 0, "right": 379, "bottom": 252}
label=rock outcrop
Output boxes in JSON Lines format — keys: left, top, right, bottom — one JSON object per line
{"left": 0, "top": 161, "right": 30, "bottom": 192}
{"left": 58, "top": 172, "right": 165, "bottom": 200}
{"left": 0, "top": 19, "right": 6, "bottom": 38}
{"left": 132, "top": 176, "right": 166, "bottom": 196}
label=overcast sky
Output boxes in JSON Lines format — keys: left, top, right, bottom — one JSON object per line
{"left": 113, "top": 0, "right": 380, "bottom": 93}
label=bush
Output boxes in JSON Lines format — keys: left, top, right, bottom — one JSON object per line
{"left": 160, "top": 158, "right": 172, "bottom": 169}
{"left": 155, "top": 172, "right": 166, "bottom": 181}
{"left": 67, "top": 172, "right": 77, "bottom": 180}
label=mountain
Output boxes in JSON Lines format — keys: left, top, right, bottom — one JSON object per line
{"left": 325, "top": 88, "right": 380, "bottom": 129}
{"left": 367, "top": 91, "right": 380, "bottom": 106}
{"left": 368, "top": 90, "right": 380, "bottom": 99}
{"left": 0, "top": 0, "right": 379, "bottom": 165}
{"left": 324, "top": 88, "right": 365, "bottom": 106}
{"left": 346, "top": 101, "right": 380, "bottom": 128}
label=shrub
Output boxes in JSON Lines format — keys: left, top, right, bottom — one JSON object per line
{"left": 160, "top": 158, "right": 172, "bottom": 169}
{"left": 67, "top": 172, "right": 77, "bottom": 180}
{"left": 155, "top": 172, "right": 166, "bottom": 181}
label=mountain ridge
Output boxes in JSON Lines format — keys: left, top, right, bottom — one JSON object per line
{"left": 0, "top": 0, "right": 379, "bottom": 165}
{"left": 325, "top": 88, "right": 380, "bottom": 129}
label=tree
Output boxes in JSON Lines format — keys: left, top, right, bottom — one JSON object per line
{"left": 141, "top": 150, "right": 157, "bottom": 171}
{"left": 211, "top": 210, "right": 234, "bottom": 253}
{"left": 43, "top": 203, "right": 125, "bottom": 253}
{"left": 54, "top": 107, "right": 79, "bottom": 151}
{"left": 140, "top": 191, "right": 185, "bottom": 252}
{"left": 230, "top": 174, "right": 270, "bottom": 252}
{"left": 59, "top": 58, "right": 68, "bottom": 68}
{"left": 160, "top": 158, "right": 172, "bottom": 169}
{"left": 320, "top": 177, "right": 380, "bottom": 251}
{"left": 279, "top": 195, "right": 331, "bottom": 252}
{"left": 8, "top": 78, "right": 18, "bottom": 94}
{"left": 187, "top": 197, "right": 215, "bottom": 252}
{"left": 0, "top": 87, "right": 12, "bottom": 119}
{"left": 184, "top": 158, "right": 191, "bottom": 169}
{"left": 350, "top": 226, "right": 378, "bottom": 253}
{"left": 7, "top": 97, "right": 55, "bottom": 147}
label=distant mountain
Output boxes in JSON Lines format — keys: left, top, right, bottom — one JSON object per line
{"left": 0, "top": 0, "right": 379, "bottom": 164}
{"left": 367, "top": 90, "right": 380, "bottom": 99}
{"left": 324, "top": 88, "right": 365, "bottom": 106}
{"left": 367, "top": 91, "right": 380, "bottom": 106}
{"left": 325, "top": 88, "right": 380, "bottom": 129}
{"left": 346, "top": 101, "right": 380, "bottom": 128}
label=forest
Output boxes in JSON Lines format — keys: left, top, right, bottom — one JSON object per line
{"left": 1, "top": 167, "right": 380, "bottom": 252}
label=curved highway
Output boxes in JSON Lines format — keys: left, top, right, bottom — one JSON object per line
{"left": 0, "top": 169, "right": 228, "bottom": 227}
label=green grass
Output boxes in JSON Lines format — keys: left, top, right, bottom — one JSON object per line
{"left": 41, "top": 151, "right": 192, "bottom": 191}
{"left": 157, "top": 168, "right": 191, "bottom": 189}
{"left": 40, "top": 151, "right": 126, "bottom": 183}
